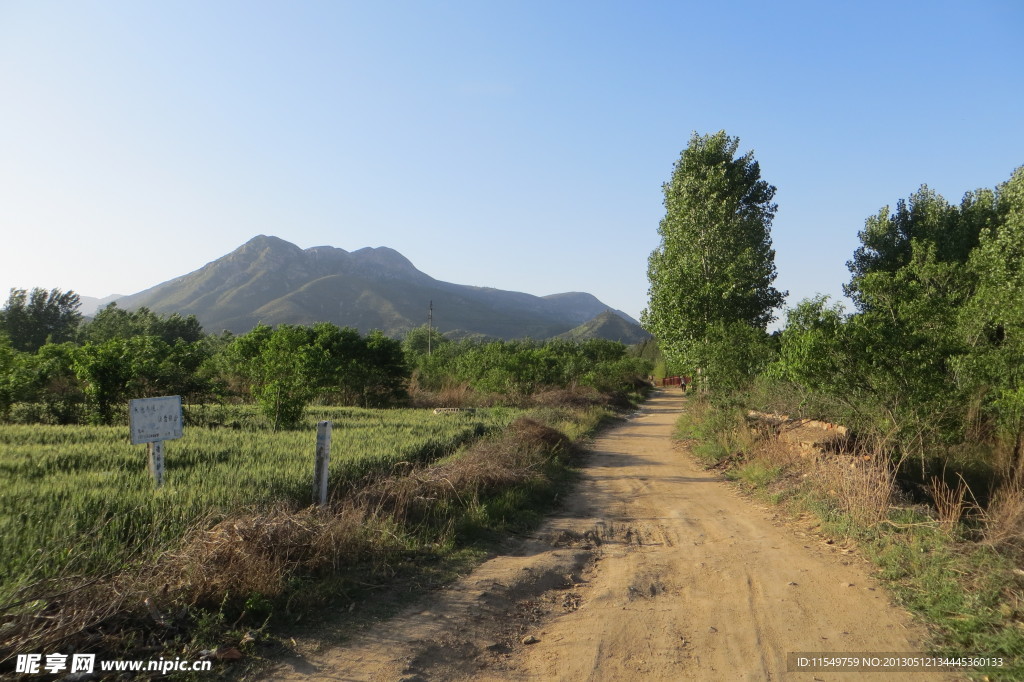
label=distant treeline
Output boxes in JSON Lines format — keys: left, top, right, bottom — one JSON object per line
{"left": 0, "top": 297, "right": 653, "bottom": 429}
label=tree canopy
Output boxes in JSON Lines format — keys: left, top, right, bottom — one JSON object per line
{"left": 0, "top": 288, "right": 82, "bottom": 352}
{"left": 772, "top": 165, "right": 1024, "bottom": 463}
{"left": 643, "top": 131, "right": 785, "bottom": 387}
{"left": 80, "top": 304, "right": 204, "bottom": 345}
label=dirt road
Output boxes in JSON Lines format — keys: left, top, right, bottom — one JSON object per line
{"left": 264, "top": 390, "right": 956, "bottom": 681}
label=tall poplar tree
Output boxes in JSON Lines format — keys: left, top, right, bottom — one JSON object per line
{"left": 643, "top": 131, "right": 785, "bottom": 387}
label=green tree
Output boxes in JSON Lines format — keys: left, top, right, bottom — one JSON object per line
{"left": 956, "top": 166, "right": 1024, "bottom": 460}
{"left": 74, "top": 339, "right": 133, "bottom": 425}
{"left": 225, "top": 324, "right": 319, "bottom": 429}
{"left": 72, "top": 335, "right": 210, "bottom": 425}
{"left": 0, "top": 338, "right": 33, "bottom": 419}
{"left": 466, "top": 340, "right": 547, "bottom": 395}
{"left": 770, "top": 297, "right": 888, "bottom": 433}
{"left": 357, "top": 330, "right": 409, "bottom": 407}
{"left": 773, "top": 296, "right": 851, "bottom": 395}
{"left": 402, "top": 324, "right": 449, "bottom": 361}
{"left": 80, "top": 304, "right": 204, "bottom": 345}
{"left": 0, "top": 288, "right": 82, "bottom": 352}
{"left": 26, "top": 342, "right": 85, "bottom": 424}
{"left": 844, "top": 186, "right": 998, "bottom": 310}
{"left": 255, "top": 326, "right": 319, "bottom": 429}
{"left": 308, "top": 323, "right": 366, "bottom": 402}
{"left": 220, "top": 323, "right": 273, "bottom": 398}
{"left": 642, "top": 131, "right": 785, "bottom": 388}
{"left": 837, "top": 185, "right": 1002, "bottom": 454}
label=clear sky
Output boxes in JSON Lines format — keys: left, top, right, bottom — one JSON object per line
{"left": 1, "top": 1, "right": 1022, "bottom": 324}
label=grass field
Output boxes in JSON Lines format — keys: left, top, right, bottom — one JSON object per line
{"left": 0, "top": 405, "right": 518, "bottom": 604}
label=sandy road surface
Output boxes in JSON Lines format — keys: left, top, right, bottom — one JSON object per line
{"left": 263, "top": 390, "right": 957, "bottom": 681}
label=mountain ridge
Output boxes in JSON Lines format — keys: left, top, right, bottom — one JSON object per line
{"left": 556, "top": 310, "right": 652, "bottom": 344}
{"left": 113, "top": 235, "right": 646, "bottom": 341}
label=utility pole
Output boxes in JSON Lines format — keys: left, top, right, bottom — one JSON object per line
{"left": 427, "top": 300, "right": 433, "bottom": 356}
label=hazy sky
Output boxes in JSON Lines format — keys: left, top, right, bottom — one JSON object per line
{"left": 1, "top": 1, "right": 1022, "bottom": 323}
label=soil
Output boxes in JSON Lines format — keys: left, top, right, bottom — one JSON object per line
{"left": 258, "top": 389, "right": 960, "bottom": 681}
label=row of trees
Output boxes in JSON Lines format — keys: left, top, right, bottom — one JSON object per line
{"left": 0, "top": 296, "right": 206, "bottom": 351}
{"left": 645, "top": 128, "right": 1023, "bottom": 477}
{"left": 222, "top": 323, "right": 406, "bottom": 429}
{"left": 775, "top": 169, "right": 1024, "bottom": 465}
{"left": 0, "top": 305, "right": 411, "bottom": 428}
{"left": 0, "top": 288, "right": 83, "bottom": 351}
{"left": 0, "top": 304, "right": 215, "bottom": 426}
{"left": 404, "top": 330, "right": 651, "bottom": 398}
{"left": 1, "top": 296, "right": 653, "bottom": 429}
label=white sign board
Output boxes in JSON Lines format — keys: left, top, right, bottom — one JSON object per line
{"left": 129, "top": 396, "right": 183, "bottom": 445}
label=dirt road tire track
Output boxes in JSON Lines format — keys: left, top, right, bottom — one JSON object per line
{"left": 262, "top": 390, "right": 958, "bottom": 681}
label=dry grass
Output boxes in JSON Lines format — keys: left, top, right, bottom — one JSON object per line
{"left": 409, "top": 381, "right": 639, "bottom": 412}
{"left": 818, "top": 452, "right": 900, "bottom": 527}
{"left": 974, "top": 421, "right": 1024, "bottom": 556}
{"left": 746, "top": 411, "right": 1024, "bottom": 551}
{"left": 163, "top": 506, "right": 371, "bottom": 608}
{"left": 926, "top": 474, "right": 970, "bottom": 532}
{"left": 738, "top": 412, "right": 900, "bottom": 528}
{"left": 407, "top": 380, "right": 478, "bottom": 409}
{"left": 356, "top": 417, "right": 573, "bottom": 524}
{"left": 748, "top": 434, "right": 807, "bottom": 470}
{"left": 0, "top": 506, "right": 387, "bottom": 667}
{"left": 0, "top": 575, "right": 136, "bottom": 666}
{"left": 529, "top": 386, "right": 607, "bottom": 409}
{"left": 983, "top": 475, "right": 1024, "bottom": 556}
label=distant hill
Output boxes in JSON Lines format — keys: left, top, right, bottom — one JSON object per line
{"left": 115, "top": 235, "right": 647, "bottom": 341}
{"left": 79, "top": 294, "right": 123, "bottom": 316}
{"left": 556, "top": 310, "right": 653, "bottom": 344}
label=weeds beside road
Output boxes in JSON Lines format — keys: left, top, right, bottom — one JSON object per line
{"left": 679, "top": 397, "right": 1024, "bottom": 681}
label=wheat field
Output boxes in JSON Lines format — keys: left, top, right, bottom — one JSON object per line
{"left": 0, "top": 405, "right": 517, "bottom": 603}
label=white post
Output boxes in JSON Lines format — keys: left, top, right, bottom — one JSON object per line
{"left": 148, "top": 440, "right": 165, "bottom": 488}
{"left": 313, "top": 421, "right": 332, "bottom": 506}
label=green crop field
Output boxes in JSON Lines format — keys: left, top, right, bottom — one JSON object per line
{"left": 0, "top": 406, "right": 518, "bottom": 603}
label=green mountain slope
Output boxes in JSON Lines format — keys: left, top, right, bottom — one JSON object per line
{"left": 114, "top": 235, "right": 647, "bottom": 340}
{"left": 555, "top": 310, "right": 653, "bottom": 344}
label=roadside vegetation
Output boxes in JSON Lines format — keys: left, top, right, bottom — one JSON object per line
{"left": 647, "top": 131, "right": 1024, "bottom": 680}
{"left": 0, "top": 294, "right": 652, "bottom": 674}
{"left": 677, "top": 399, "right": 1024, "bottom": 681}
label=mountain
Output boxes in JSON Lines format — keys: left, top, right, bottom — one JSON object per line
{"left": 556, "top": 310, "right": 653, "bottom": 344}
{"left": 540, "top": 292, "right": 640, "bottom": 327}
{"left": 79, "top": 294, "right": 123, "bottom": 316}
{"left": 115, "top": 235, "right": 648, "bottom": 341}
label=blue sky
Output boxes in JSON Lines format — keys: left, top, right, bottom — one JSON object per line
{"left": 1, "top": 1, "right": 1022, "bottom": 325}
